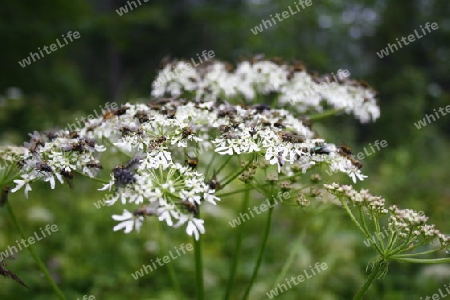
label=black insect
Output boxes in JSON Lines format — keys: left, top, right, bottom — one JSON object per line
{"left": 43, "top": 129, "right": 59, "bottom": 141}
{"left": 310, "top": 143, "right": 332, "bottom": 155}
{"left": 36, "top": 162, "right": 53, "bottom": 173}
{"left": 112, "top": 166, "right": 136, "bottom": 186}
{"left": 86, "top": 161, "right": 103, "bottom": 169}
{"left": 273, "top": 119, "right": 284, "bottom": 128}
{"left": 251, "top": 104, "right": 271, "bottom": 113}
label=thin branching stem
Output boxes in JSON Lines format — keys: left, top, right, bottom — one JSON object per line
{"left": 241, "top": 185, "right": 274, "bottom": 300}
{"left": 6, "top": 202, "right": 65, "bottom": 299}
{"left": 223, "top": 187, "right": 250, "bottom": 300}
{"left": 157, "top": 222, "right": 183, "bottom": 299}
{"left": 353, "top": 259, "right": 384, "bottom": 300}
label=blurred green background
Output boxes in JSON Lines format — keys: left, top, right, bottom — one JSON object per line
{"left": 1, "top": 0, "right": 450, "bottom": 299}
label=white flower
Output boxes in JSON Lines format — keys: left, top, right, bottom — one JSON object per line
{"left": 186, "top": 218, "right": 205, "bottom": 240}
{"left": 112, "top": 209, "right": 144, "bottom": 233}
{"left": 175, "top": 215, "right": 205, "bottom": 240}
{"left": 99, "top": 177, "right": 115, "bottom": 191}
{"left": 204, "top": 191, "right": 220, "bottom": 205}
{"left": 158, "top": 204, "right": 179, "bottom": 226}
{"left": 11, "top": 174, "right": 33, "bottom": 198}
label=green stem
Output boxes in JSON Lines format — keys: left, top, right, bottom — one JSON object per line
{"left": 353, "top": 259, "right": 384, "bottom": 300}
{"left": 215, "top": 155, "right": 233, "bottom": 177}
{"left": 194, "top": 211, "right": 204, "bottom": 300}
{"left": 389, "top": 248, "right": 441, "bottom": 258}
{"left": 157, "top": 222, "right": 183, "bottom": 299}
{"left": 217, "top": 188, "right": 254, "bottom": 198}
{"left": 6, "top": 202, "right": 65, "bottom": 299}
{"left": 391, "top": 257, "right": 450, "bottom": 264}
{"left": 372, "top": 214, "right": 385, "bottom": 253}
{"left": 241, "top": 192, "right": 275, "bottom": 300}
{"left": 204, "top": 153, "right": 217, "bottom": 179}
{"left": 340, "top": 200, "right": 383, "bottom": 254}
{"left": 223, "top": 188, "right": 250, "bottom": 300}
{"left": 273, "top": 230, "right": 306, "bottom": 285}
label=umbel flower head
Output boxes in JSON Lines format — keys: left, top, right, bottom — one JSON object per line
{"left": 152, "top": 56, "right": 380, "bottom": 123}
{"left": 8, "top": 58, "right": 380, "bottom": 240}
{"left": 324, "top": 183, "right": 450, "bottom": 251}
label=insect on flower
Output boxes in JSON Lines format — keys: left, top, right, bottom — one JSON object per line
{"left": 208, "top": 173, "right": 221, "bottom": 190}
{"left": 278, "top": 131, "right": 305, "bottom": 143}
{"left": 134, "top": 110, "right": 150, "bottom": 123}
{"left": 36, "top": 161, "right": 53, "bottom": 173}
{"left": 179, "top": 200, "right": 199, "bottom": 216}
{"left": 185, "top": 156, "right": 198, "bottom": 169}
{"left": 103, "top": 106, "right": 129, "bottom": 120}
{"left": 310, "top": 143, "right": 333, "bottom": 155}
{"left": 133, "top": 205, "right": 158, "bottom": 217}
{"left": 217, "top": 107, "right": 237, "bottom": 118}
{"left": 60, "top": 170, "right": 74, "bottom": 189}
{"left": 119, "top": 126, "right": 143, "bottom": 137}
{"left": 86, "top": 161, "right": 103, "bottom": 169}
{"left": 148, "top": 136, "right": 167, "bottom": 151}
{"left": 68, "top": 131, "right": 79, "bottom": 139}
{"left": 336, "top": 145, "right": 363, "bottom": 169}
{"left": 338, "top": 144, "right": 353, "bottom": 156}
{"left": 113, "top": 165, "right": 136, "bottom": 187}
{"left": 182, "top": 126, "right": 196, "bottom": 139}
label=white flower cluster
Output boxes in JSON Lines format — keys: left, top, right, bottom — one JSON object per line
{"left": 10, "top": 95, "right": 369, "bottom": 240}
{"left": 10, "top": 131, "right": 106, "bottom": 198}
{"left": 151, "top": 58, "right": 380, "bottom": 123}
{"left": 324, "top": 183, "right": 387, "bottom": 215}
{"left": 388, "top": 205, "right": 450, "bottom": 247}
{"left": 324, "top": 183, "right": 450, "bottom": 249}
